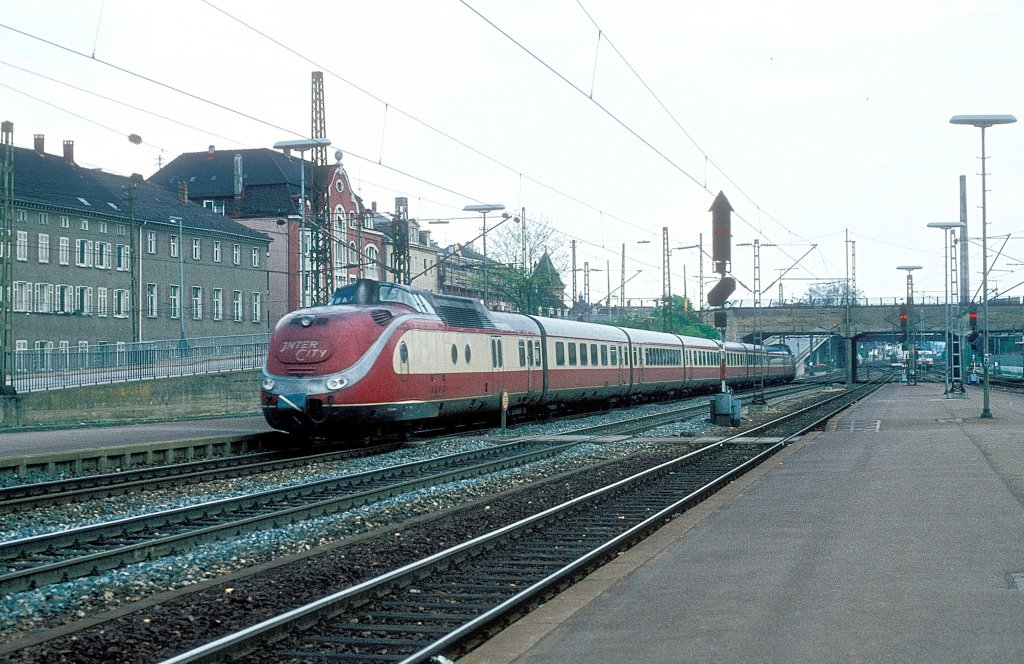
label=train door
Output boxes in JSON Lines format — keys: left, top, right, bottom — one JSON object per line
{"left": 490, "top": 335, "right": 506, "bottom": 395}
{"left": 519, "top": 337, "right": 541, "bottom": 398}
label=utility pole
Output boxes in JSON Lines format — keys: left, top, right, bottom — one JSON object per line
{"left": 0, "top": 121, "right": 14, "bottom": 394}
{"left": 308, "top": 71, "right": 334, "bottom": 304}
{"left": 662, "top": 227, "right": 671, "bottom": 332}
{"left": 620, "top": 243, "right": 626, "bottom": 309}
{"left": 571, "top": 240, "right": 577, "bottom": 304}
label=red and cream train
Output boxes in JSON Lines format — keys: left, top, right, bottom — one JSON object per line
{"left": 260, "top": 279, "right": 795, "bottom": 437}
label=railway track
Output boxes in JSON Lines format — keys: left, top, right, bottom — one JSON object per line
{"left": 158, "top": 379, "right": 885, "bottom": 664}
{"left": 0, "top": 438, "right": 583, "bottom": 595}
{"left": 0, "top": 380, "right": 824, "bottom": 513}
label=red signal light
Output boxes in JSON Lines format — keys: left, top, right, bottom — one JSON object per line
{"left": 900, "top": 313, "right": 908, "bottom": 321}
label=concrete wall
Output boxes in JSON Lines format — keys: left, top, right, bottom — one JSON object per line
{"left": 0, "top": 370, "right": 261, "bottom": 428}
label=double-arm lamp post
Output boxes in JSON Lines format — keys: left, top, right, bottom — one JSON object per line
{"left": 273, "top": 138, "right": 332, "bottom": 309}
{"left": 463, "top": 203, "right": 505, "bottom": 307}
{"left": 949, "top": 114, "right": 1016, "bottom": 418}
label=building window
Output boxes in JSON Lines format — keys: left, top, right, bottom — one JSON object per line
{"left": 80, "top": 218, "right": 88, "bottom": 231}
{"left": 213, "top": 240, "right": 221, "bottom": 263}
{"left": 37, "top": 233, "right": 49, "bottom": 263}
{"left": 16, "top": 209, "right": 26, "bottom": 223}
{"left": 213, "top": 288, "right": 223, "bottom": 320}
{"left": 117, "top": 224, "right": 126, "bottom": 236}
{"left": 170, "top": 285, "right": 181, "bottom": 319}
{"left": 348, "top": 211, "right": 357, "bottom": 229}
{"left": 147, "top": 230, "right": 156, "bottom": 254}
{"left": 56, "top": 284, "right": 71, "bottom": 314}
{"left": 97, "top": 287, "right": 108, "bottom": 317}
{"left": 232, "top": 290, "right": 242, "bottom": 321}
{"left": 251, "top": 292, "right": 261, "bottom": 323}
{"left": 365, "top": 245, "right": 379, "bottom": 280}
{"left": 98, "top": 221, "right": 107, "bottom": 234}
{"left": 192, "top": 237, "right": 201, "bottom": 261}
{"left": 60, "top": 215, "right": 69, "bottom": 228}
{"left": 116, "top": 244, "right": 130, "bottom": 271}
{"left": 59, "top": 237, "right": 70, "bottom": 265}
{"left": 113, "top": 289, "right": 129, "bottom": 318}
{"left": 202, "top": 200, "right": 225, "bottom": 215}
{"left": 251, "top": 247, "right": 260, "bottom": 268}
{"left": 94, "top": 241, "right": 111, "bottom": 269}
{"left": 76, "top": 286, "right": 93, "bottom": 315}
{"left": 76, "top": 239, "right": 93, "bottom": 267}
{"left": 192, "top": 287, "right": 202, "bottom": 320}
{"left": 34, "top": 283, "right": 53, "bottom": 313}
{"left": 38, "top": 212, "right": 48, "bottom": 225}
{"left": 15, "top": 231, "right": 27, "bottom": 261}
{"left": 170, "top": 234, "right": 179, "bottom": 258}
{"left": 13, "top": 281, "right": 30, "bottom": 312}
{"left": 232, "top": 243, "right": 241, "bottom": 265}
{"left": 147, "top": 283, "right": 158, "bottom": 317}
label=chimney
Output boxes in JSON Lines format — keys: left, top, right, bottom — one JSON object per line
{"left": 62, "top": 140, "right": 74, "bottom": 164}
{"left": 178, "top": 180, "right": 189, "bottom": 203}
{"left": 233, "top": 153, "right": 243, "bottom": 197}
{"left": 371, "top": 201, "right": 377, "bottom": 212}
{"left": 130, "top": 173, "right": 144, "bottom": 183}
{"left": 207, "top": 145, "right": 215, "bottom": 160}
{"left": 33, "top": 134, "right": 44, "bottom": 154}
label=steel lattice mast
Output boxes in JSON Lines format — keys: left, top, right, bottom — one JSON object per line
{"left": 308, "top": 71, "right": 334, "bottom": 304}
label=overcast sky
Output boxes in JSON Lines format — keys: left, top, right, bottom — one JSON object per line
{"left": 2, "top": 1, "right": 1023, "bottom": 306}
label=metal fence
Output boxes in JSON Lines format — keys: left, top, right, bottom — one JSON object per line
{"left": 6, "top": 334, "right": 270, "bottom": 393}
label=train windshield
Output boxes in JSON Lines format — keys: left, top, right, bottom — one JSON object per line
{"left": 330, "top": 280, "right": 434, "bottom": 314}
{"left": 379, "top": 284, "right": 435, "bottom": 314}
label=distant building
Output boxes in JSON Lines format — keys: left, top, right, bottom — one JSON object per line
{"left": 1, "top": 132, "right": 270, "bottom": 356}
{"left": 530, "top": 251, "right": 567, "bottom": 317}
{"left": 150, "top": 148, "right": 384, "bottom": 326}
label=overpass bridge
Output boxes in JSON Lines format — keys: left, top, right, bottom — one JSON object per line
{"left": 718, "top": 300, "right": 1022, "bottom": 342}
{"left": 712, "top": 299, "right": 1023, "bottom": 382}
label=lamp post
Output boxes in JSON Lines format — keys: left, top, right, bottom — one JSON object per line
{"left": 897, "top": 265, "right": 922, "bottom": 384}
{"left": 927, "top": 221, "right": 966, "bottom": 395}
{"left": 170, "top": 216, "right": 188, "bottom": 352}
{"left": 950, "top": 114, "right": 1016, "bottom": 418}
{"left": 463, "top": 203, "right": 505, "bottom": 307}
{"left": 274, "top": 138, "right": 332, "bottom": 309}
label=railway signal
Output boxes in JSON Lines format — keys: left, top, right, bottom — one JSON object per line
{"left": 899, "top": 305, "right": 908, "bottom": 333}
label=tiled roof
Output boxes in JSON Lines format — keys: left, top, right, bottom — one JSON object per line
{"left": 11, "top": 146, "right": 268, "bottom": 242}
{"left": 148, "top": 147, "right": 333, "bottom": 218}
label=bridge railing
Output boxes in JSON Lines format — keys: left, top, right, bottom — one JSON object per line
{"left": 4, "top": 334, "right": 270, "bottom": 394}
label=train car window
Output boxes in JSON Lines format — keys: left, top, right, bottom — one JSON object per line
{"left": 520, "top": 340, "right": 528, "bottom": 367}
{"left": 609, "top": 346, "right": 617, "bottom": 366}
{"left": 451, "top": 344, "right": 458, "bottom": 365}
{"left": 497, "top": 339, "right": 503, "bottom": 368}
{"left": 601, "top": 345, "right": 608, "bottom": 366}
{"left": 580, "top": 343, "right": 588, "bottom": 366}
{"left": 568, "top": 343, "right": 578, "bottom": 366}
{"left": 534, "top": 340, "right": 541, "bottom": 366}
{"left": 590, "top": 344, "right": 598, "bottom": 365}
{"left": 555, "top": 341, "right": 565, "bottom": 366}
{"left": 491, "top": 338, "right": 497, "bottom": 368}
{"left": 465, "top": 344, "right": 472, "bottom": 364}
{"left": 399, "top": 342, "right": 409, "bottom": 364}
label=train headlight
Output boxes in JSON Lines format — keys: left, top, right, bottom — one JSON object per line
{"left": 261, "top": 377, "right": 275, "bottom": 391}
{"left": 325, "top": 376, "right": 347, "bottom": 391}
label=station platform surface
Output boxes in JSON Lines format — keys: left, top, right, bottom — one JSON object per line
{"left": 462, "top": 382, "right": 1024, "bottom": 663}
{"left": 0, "top": 415, "right": 274, "bottom": 457}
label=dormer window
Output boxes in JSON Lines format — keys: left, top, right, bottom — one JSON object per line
{"left": 76, "top": 197, "right": 91, "bottom": 206}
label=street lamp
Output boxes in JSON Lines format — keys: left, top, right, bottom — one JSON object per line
{"left": 950, "top": 114, "right": 1016, "bottom": 418}
{"left": 274, "top": 138, "right": 331, "bottom": 308}
{"left": 463, "top": 203, "right": 504, "bottom": 307}
{"left": 927, "top": 221, "right": 966, "bottom": 395}
{"left": 897, "top": 265, "right": 922, "bottom": 384}
{"left": 170, "top": 216, "right": 188, "bottom": 352}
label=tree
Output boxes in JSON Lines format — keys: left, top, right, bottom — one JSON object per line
{"left": 487, "top": 214, "right": 569, "bottom": 313}
{"left": 800, "top": 281, "right": 863, "bottom": 306}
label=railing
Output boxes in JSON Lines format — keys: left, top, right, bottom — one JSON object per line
{"left": 5, "top": 334, "right": 270, "bottom": 393}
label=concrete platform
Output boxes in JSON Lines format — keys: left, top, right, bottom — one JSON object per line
{"left": 462, "top": 382, "right": 1024, "bottom": 663}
